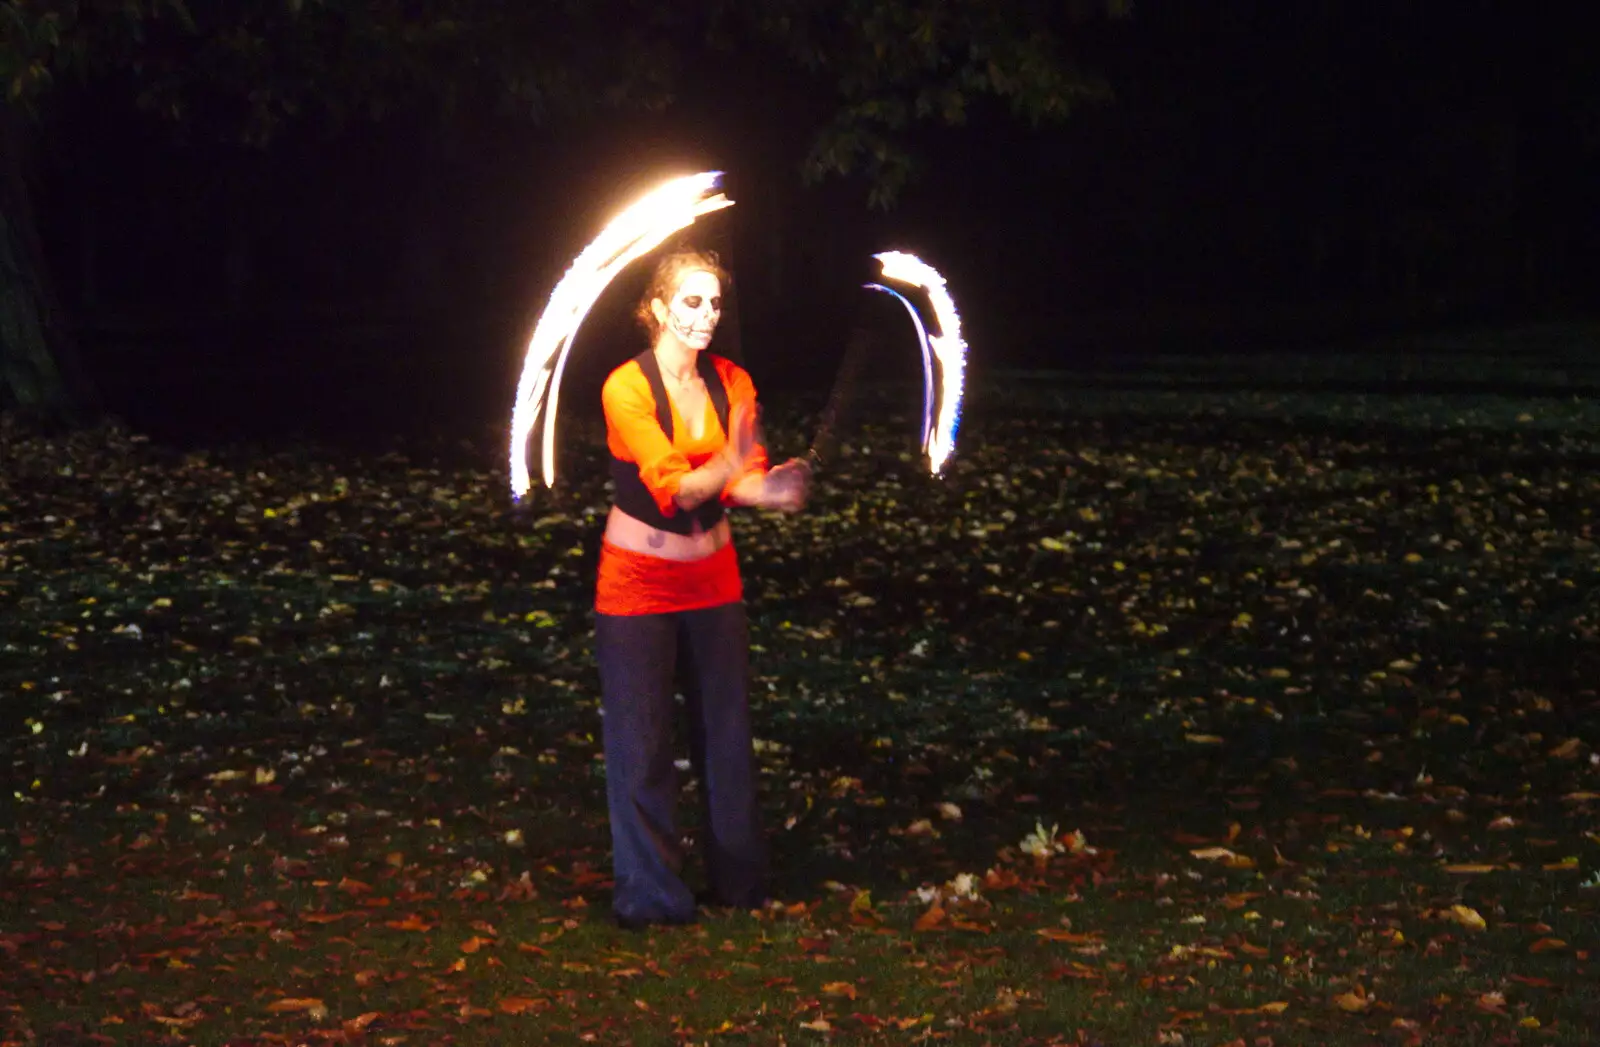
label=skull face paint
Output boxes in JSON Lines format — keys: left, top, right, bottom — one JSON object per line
{"left": 655, "top": 269, "right": 722, "bottom": 350}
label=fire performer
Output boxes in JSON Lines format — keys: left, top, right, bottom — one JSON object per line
{"left": 595, "top": 249, "right": 810, "bottom": 929}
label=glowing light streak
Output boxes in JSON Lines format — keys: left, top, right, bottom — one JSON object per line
{"left": 508, "top": 172, "right": 734, "bottom": 499}
{"left": 863, "top": 282, "right": 935, "bottom": 452}
{"left": 871, "top": 251, "right": 967, "bottom": 474}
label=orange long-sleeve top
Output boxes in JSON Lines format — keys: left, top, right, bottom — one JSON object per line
{"left": 595, "top": 353, "right": 768, "bottom": 617}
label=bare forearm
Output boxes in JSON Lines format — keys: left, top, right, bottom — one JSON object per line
{"left": 727, "top": 471, "right": 767, "bottom": 507}
{"left": 673, "top": 455, "right": 735, "bottom": 511}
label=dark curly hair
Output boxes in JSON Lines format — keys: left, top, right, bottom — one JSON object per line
{"left": 635, "top": 249, "right": 731, "bottom": 338}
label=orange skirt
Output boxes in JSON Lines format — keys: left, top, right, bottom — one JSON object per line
{"left": 594, "top": 540, "right": 743, "bottom": 617}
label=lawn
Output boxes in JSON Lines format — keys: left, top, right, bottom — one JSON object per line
{"left": 3, "top": 362, "right": 1599, "bottom": 1045}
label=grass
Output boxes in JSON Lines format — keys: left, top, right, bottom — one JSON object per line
{"left": 3, "top": 357, "right": 1599, "bottom": 1045}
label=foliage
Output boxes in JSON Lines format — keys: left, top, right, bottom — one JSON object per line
{"left": 726, "top": 0, "right": 1121, "bottom": 205}
{"left": 3, "top": 365, "right": 1599, "bottom": 1044}
{"left": 1, "top": 0, "right": 1126, "bottom": 200}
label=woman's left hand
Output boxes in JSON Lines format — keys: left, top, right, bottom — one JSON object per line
{"left": 760, "top": 459, "right": 811, "bottom": 513}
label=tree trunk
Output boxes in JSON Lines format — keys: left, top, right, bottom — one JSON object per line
{"left": 0, "top": 103, "right": 97, "bottom": 423}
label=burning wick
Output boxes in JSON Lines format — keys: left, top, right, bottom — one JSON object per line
{"left": 869, "top": 251, "right": 967, "bottom": 475}
{"left": 508, "top": 171, "right": 734, "bottom": 499}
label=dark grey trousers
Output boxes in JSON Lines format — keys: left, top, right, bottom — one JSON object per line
{"left": 596, "top": 602, "right": 766, "bottom": 923}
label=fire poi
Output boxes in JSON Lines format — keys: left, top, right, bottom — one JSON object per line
{"left": 507, "top": 174, "right": 968, "bottom": 494}
{"left": 508, "top": 171, "right": 733, "bottom": 500}
{"left": 865, "top": 251, "right": 967, "bottom": 476}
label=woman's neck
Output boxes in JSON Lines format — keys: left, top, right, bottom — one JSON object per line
{"left": 653, "top": 337, "right": 698, "bottom": 383}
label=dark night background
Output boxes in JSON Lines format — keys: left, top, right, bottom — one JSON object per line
{"left": 23, "top": 0, "right": 1600, "bottom": 449}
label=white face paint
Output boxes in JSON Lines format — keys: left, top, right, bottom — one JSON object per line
{"left": 657, "top": 270, "right": 722, "bottom": 351}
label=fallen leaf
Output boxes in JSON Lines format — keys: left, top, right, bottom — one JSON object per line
{"left": 1190, "top": 846, "right": 1255, "bottom": 868}
{"left": 913, "top": 902, "right": 947, "bottom": 931}
{"left": 1548, "top": 737, "right": 1583, "bottom": 760}
{"left": 299, "top": 910, "right": 351, "bottom": 924}
{"left": 1333, "top": 988, "right": 1371, "bottom": 1013}
{"left": 1476, "top": 991, "right": 1507, "bottom": 1013}
{"left": 1447, "top": 905, "right": 1488, "bottom": 931}
{"left": 497, "top": 997, "right": 547, "bottom": 1015}
{"left": 266, "top": 998, "right": 328, "bottom": 1021}
{"left": 822, "top": 981, "right": 858, "bottom": 1000}
{"left": 1036, "top": 928, "right": 1103, "bottom": 944}
{"left": 1530, "top": 937, "right": 1566, "bottom": 953}
{"left": 342, "top": 1012, "right": 381, "bottom": 1032}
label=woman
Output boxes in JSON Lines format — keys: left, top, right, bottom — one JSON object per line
{"left": 596, "top": 249, "right": 810, "bottom": 929}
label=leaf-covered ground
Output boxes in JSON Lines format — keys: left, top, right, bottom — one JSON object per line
{"left": 3, "top": 371, "right": 1599, "bottom": 1046}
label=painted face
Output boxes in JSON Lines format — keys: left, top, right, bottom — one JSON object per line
{"left": 658, "top": 270, "right": 722, "bottom": 350}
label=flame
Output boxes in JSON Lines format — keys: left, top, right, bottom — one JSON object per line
{"left": 863, "top": 282, "right": 935, "bottom": 452}
{"left": 871, "top": 251, "right": 967, "bottom": 474}
{"left": 508, "top": 172, "right": 734, "bottom": 499}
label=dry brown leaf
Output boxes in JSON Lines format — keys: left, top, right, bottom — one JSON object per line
{"left": 1442, "top": 863, "right": 1501, "bottom": 874}
{"left": 299, "top": 911, "right": 350, "bottom": 924}
{"left": 1548, "top": 737, "right": 1583, "bottom": 760}
{"left": 1257, "top": 1001, "right": 1290, "bottom": 1014}
{"left": 342, "top": 1012, "right": 381, "bottom": 1033}
{"left": 1036, "top": 928, "right": 1103, "bottom": 944}
{"left": 1530, "top": 937, "right": 1566, "bottom": 953}
{"left": 497, "top": 997, "right": 547, "bottom": 1015}
{"left": 266, "top": 998, "right": 327, "bottom": 1019}
{"left": 1476, "top": 991, "right": 1507, "bottom": 1013}
{"left": 822, "top": 981, "right": 858, "bottom": 1000}
{"left": 913, "top": 902, "right": 947, "bottom": 931}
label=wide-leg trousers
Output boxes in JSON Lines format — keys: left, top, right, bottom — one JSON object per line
{"left": 596, "top": 601, "right": 767, "bottom": 924}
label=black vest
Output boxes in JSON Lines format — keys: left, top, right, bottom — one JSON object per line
{"left": 610, "top": 350, "right": 731, "bottom": 536}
